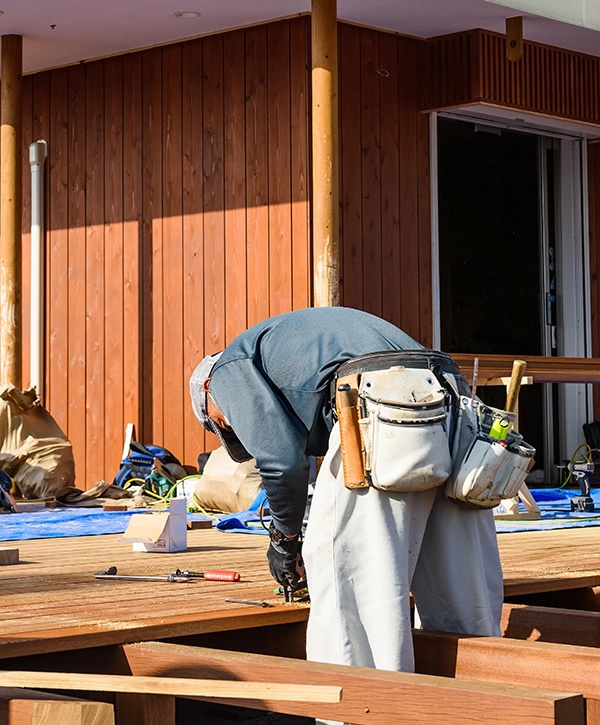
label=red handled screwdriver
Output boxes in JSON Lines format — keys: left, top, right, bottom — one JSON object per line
{"left": 174, "top": 568, "right": 240, "bottom": 582}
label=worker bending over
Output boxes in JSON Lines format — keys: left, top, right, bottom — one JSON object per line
{"left": 190, "top": 307, "right": 502, "bottom": 678}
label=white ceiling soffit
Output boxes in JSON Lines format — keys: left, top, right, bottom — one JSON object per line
{"left": 481, "top": 0, "right": 600, "bottom": 31}
{"left": 0, "top": 0, "right": 599, "bottom": 76}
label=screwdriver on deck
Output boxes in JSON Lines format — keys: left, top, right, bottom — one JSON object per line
{"left": 94, "top": 566, "right": 241, "bottom": 582}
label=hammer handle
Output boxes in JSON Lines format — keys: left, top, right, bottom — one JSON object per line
{"left": 505, "top": 360, "right": 527, "bottom": 413}
{"left": 337, "top": 377, "right": 368, "bottom": 489}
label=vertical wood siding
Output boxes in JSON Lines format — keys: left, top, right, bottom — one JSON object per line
{"left": 338, "top": 26, "right": 432, "bottom": 345}
{"left": 423, "top": 29, "right": 600, "bottom": 126}
{"left": 20, "top": 19, "right": 311, "bottom": 486}
{"left": 19, "top": 16, "right": 600, "bottom": 486}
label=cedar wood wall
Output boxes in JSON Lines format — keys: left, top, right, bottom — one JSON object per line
{"left": 17, "top": 17, "right": 600, "bottom": 486}
{"left": 19, "top": 18, "right": 431, "bottom": 486}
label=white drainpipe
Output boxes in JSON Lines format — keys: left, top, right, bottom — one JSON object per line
{"left": 29, "top": 140, "right": 47, "bottom": 401}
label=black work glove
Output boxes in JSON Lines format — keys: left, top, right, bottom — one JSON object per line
{"left": 266, "top": 521, "right": 306, "bottom": 597}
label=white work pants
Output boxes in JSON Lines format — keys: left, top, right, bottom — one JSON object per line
{"left": 303, "top": 423, "right": 503, "bottom": 723}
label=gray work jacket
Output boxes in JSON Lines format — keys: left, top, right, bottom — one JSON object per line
{"left": 210, "top": 307, "right": 421, "bottom": 535}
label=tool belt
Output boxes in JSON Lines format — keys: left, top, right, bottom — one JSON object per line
{"left": 444, "top": 396, "right": 535, "bottom": 509}
{"left": 332, "top": 350, "right": 536, "bottom": 507}
{"left": 333, "top": 350, "right": 467, "bottom": 493}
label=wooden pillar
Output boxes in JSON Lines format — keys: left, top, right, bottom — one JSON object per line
{"left": 0, "top": 34, "right": 22, "bottom": 388}
{"left": 311, "top": 0, "right": 340, "bottom": 307}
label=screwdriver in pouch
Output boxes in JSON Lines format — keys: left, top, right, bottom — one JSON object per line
{"left": 174, "top": 568, "right": 241, "bottom": 582}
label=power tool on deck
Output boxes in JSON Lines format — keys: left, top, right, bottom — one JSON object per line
{"left": 568, "top": 460, "right": 595, "bottom": 513}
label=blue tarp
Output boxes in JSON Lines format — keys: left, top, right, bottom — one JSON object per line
{"left": 215, "top": 490, "right": 270, "bottom": 534}
{"left": 3, "top": 487, "right": 600, "bottom": 541}
{"left": 495, "top": 487, "right": 600, "bottom": 533}
{"left": 0, "top": 507, "right": 214, "bottom": 542}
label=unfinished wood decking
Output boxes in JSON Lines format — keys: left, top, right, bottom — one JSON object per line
{"left": 3, "top": 524, "right": 600, "bottom": 724}
{"left": 1, "top": 524, "right": 600, "bottom": 659}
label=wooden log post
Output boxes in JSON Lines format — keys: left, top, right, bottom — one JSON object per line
{"left": 311, "top": 0, "right": 340, "bottom": 307}
{"left": 0, "top": 34, "right": 22, "bottom": 388}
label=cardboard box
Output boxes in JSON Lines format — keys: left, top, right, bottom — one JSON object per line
{"left": 119, "top": 497, "right": 187, "bottom": 552}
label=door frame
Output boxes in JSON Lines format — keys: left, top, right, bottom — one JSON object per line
{"left": 430, "top": 110, "right": 593, "bottom": 470}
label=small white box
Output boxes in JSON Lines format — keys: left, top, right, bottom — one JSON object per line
{"left": 119, "top": 497, "right": 188, "bottom": 553}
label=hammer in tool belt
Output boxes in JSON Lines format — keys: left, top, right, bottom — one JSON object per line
{"left": 489, "top": 359, "right": 527, "bottom": 440}
{"left": 336, "top": 373, "right": 368, "bottom": 489}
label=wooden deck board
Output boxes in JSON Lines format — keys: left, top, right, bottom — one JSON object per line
{"left": 2, "top": 524, "right": 600, "bottom": 659}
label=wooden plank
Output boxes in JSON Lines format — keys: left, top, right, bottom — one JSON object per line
{"left": 115, "top": 694, "right": 174, "bottom": 725}
{"left": 47, "top": 67, "right": 69, "bottom": 433}
{"left": 161, "top": 44, "right": 184, "bottom": 459}
{"left": 501, "top": 602, "right": 600, "bottom": 648}
{"left": 181, "top": 38, "right": 206, "bottom": 462}
{"left": 398, "top": 37, "right": 420, "bottom": 339}
{"left": 103, "top": 56, "right": 125, "bottom": 482}
{"left": 141, "top": 48, "right": 162, "bottom": 444}
{"left": 414, "top": 628, "right": 600, "bottom": 721}
{"left": 360, "top": 28, "right": 383, "bottom": 318}
{"left": 245, "top": 25, "right": 270, "bottom": 327}
{"left": 122, "top": 52, "right": 143, "bottom": 443}
{"left": 0, "top": 671, "right": 341, "bottom": 704}
{"left": 379, "top": 32, "right": 401, "bottom": 328}
{"left": 123, "top": 640, "right": 584, "bottom": 724}
{"left": 289, "top": 16, "right": 310, "bottom": 311}
{"left": 416, "top": 42, "right": 433, "bottom": 348}
{"left": 453, "top": 353, "right": 600, "bottom": 385}
{"left": 203, "top": 34, "right": 226, "bottom": 356}
{"left": 0, "top": 688, "right": 114, "bottom": 725}
{"left": 223, "top": 30, "right": 247, "bottom": 343}
{"left": 66, "top": 64, "right": 87, "bottom": 487}
{"left": 85, "top": 60, "right": 106, "bottom": 485}
{"left": 338, "top": 23, "right": 363, "bottom": 309}
{"left": 267, "top": 21, "right": 292, "bottom": 318}
{"left": 4, "top": 525, "right": 600, "bottom": 663}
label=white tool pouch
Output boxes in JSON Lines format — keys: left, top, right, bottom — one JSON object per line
{"left": 359, "top": 366, "right": 452, "bottom": 492}
{"left": 445, "top": 396, "right": 536, "bottom": 508}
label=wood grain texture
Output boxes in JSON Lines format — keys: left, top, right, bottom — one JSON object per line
{"left": 67, "top": 64, "right": 87, "bottom": 486}
{"left": 161, "top": 45, "right": 185, "bottom": 461}
{"left": 85, "top": 60, "right": 106, "bottom": 484}
{"left": 501, "top": 602, "right": 600, "bottom": 648}
{"left": 245, "top": 25, "right": 270, "bottom": 329}
{"left": 47, "top": 68, "right": 69, "bottom": 431}
{"left": 267, "top": 21, "right": 292, "bottom": 318}
{"left": 290, "top": 16, "right": 311, "bottom": 311}
{"left": 223, "top": 30, "right": 248, "bottom": 344}
{"left": 0, "top": 688, "right": 115, "bottom": 725}
{"left": 423, "top": 28, "right": 600, "bottom": 126}
{"left": 123, "top": 640, "right": 584, "bottom": 724}
{"left": 0, "top": 672, "right": 340, "bottom": 704}
{"left": 2, "top": 526, "right": 600, "bottom": 661}
{"left": 453, "top": 353, "right": 600, "bottom": 385}
{"left": 414, "top": 628, "right": 600, "bottom": 701}
{"left": 115, "top": 693, "right": 173, "bottom": 725}
{"left": 104, "top": 56, "right": 125, "bottom": 480}
{"left": 338, "top": 23, "right": 363, "bottom": 310}
{"left": 181, "top": 38, "right": 207, "bottom": 461}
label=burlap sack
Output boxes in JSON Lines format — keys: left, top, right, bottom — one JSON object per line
{"left": 0, "top": 385, "right": 75, "bottom": 499}
{"left": 193, "top": 446, "right": 262, "bottom": 513}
